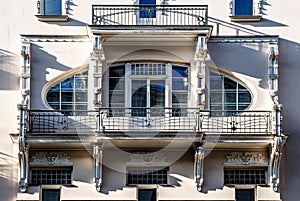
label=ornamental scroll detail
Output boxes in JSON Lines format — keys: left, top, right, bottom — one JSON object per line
{"left": 30, "top": 152, "right": 72, "bottom": 166}
{"left": 127, "top": 153, "right": 168, "bottom": 166}
{"left": 225, "top": 152, "right": 267, "bottom": 166}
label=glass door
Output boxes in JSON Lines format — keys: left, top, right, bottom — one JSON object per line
{"left": 131, "top": 79, "right": 165, "bottom": 117}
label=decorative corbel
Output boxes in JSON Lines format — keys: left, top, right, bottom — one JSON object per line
{"left": 90, "top": 35, "right": 105, "bottom": 109}
{"left": 194, "top": 36, "right": 209, "bottom": 108}
{"left": 93, "top": 144, "right": 103, "bottom": 192}
{"left": 270, "top": 135, "right": 287, "bottom": 192}
{"left": 194, "top": 146, "right": 204, "bottom": 192}
{"left": 17, "top": 99, "right": 29, "bottom": 192}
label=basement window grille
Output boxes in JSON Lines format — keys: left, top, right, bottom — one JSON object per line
{"left": 31, "top": 169, "right": 72, "bottom": 185}
{"left": 127, "top": 168, "right": 168, "bottom": 185}
{"left": 224, "top": 169, "right": 267, "bottom": 185}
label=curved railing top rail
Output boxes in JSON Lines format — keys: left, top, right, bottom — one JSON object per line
{"left": 92, "top": 5, "right": 208, "bottom": 26}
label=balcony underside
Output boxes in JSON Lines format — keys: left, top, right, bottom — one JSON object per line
{"left": 25, "top": 131, "right": 274, "bottom": 150}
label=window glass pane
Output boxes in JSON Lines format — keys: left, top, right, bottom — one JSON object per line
{"left": 225, "top": 91, "right": 236, "bottom": 103}
{"left": 150, "top": 80, "right": 165, "bottom": 107}
{"left": 210, "top": 77, "right": 223, "bottom": 90}
{"left": 172, "top": 66, "right": 188, "bottom": 77}
{"left": 47, "top": 91, "right": 59, "bottom": 102}
{"left": 235, "top": 0, "right": 253, "bottom": 16}
{"left": 42, "top": 189, "right": 60, "bottom": 201}
{"left": 61, "top": 92, "right": 73, "bottom": 102}
{"left": 61, "top": 78, "right": 74, "bottom": 91}
{"left": 224, "top": 77, "right": 237, "bottom": 89}
{"left": 210, "top": 91, "right": 222, "bottom": 103}
{"left": 132, "top": 80, "right": 147, "bottom": 116}
{"left": 44, "top": 0, "right": 62, "bottom": 15}
{"left": 238, "top": 91, "right": 251, "bottom": 103}
{"left": 139, "top": 0, "right": 156, "bottom": 18}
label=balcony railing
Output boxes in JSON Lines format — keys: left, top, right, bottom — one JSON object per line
{"left": 92, "top": 5, "right": 208, "bottom": 26}
{"left": 27, "top": 108, "right": 272, "bottom": 135}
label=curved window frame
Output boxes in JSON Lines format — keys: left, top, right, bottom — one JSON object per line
{"left": 209, "top": 71, "right": 252, "bottom": 115}
{"left": 46, "top": 70, "right": 88, "bottom": 113}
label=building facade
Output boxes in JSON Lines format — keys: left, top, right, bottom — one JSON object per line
{"left": 1, "top": 0, "right": 299, "bottom": 201}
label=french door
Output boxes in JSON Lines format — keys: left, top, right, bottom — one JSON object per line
{"left": 131, "top": 79, "right": 165, "bottom": 117}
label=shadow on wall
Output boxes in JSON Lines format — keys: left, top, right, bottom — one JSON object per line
{"left": 208, "top": 17, "right": 287, "bottom": 36}
{"left": 276, "top": 38, "right": 300, "bottom": 201}
{"left": 30, "top": 44, "right": 71, "bottom": 109}
{"left": 0, "top": 152, "right": 17, "bottom": 199}
{"left": 100, "top": 166, "right": 183, "bottom": 195}
{"left": 0, "top": 49, "right": 19, "bottom": 90}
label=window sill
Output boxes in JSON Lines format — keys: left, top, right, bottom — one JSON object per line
{"left": 35, "top": 15, "right": 69, "bottom": 22}
{"left": 229, "top": 15, "right": 262, "bottom": 22}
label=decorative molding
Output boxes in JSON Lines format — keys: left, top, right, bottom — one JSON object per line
{"left": 194, "top": 35, "right": 210, "bottom": 108}
{"left": 90, "top": 35, "right": 105, "bottom": 109}
{"left": 127, "top": 153, "right": 168, "bottom": 166}
{"left": 30, "top": 152, "right": 72, "bottom": 166}
{"left": 209, "top": 37, "right": 279, "bottom": 43}
{"left": 93, "top": 144, "right": 103, "bottom": 192}
{"left": 270, "top": 135, "right": 287, "bottom": 192}
{"left": 21, "top": 35, "right": 90, "bottom": 43}
{"left": 194, "top": 146, "right": 204, "bottom": 192}
{"left": 225, "top": 152, "right": 267, "bottom": 166}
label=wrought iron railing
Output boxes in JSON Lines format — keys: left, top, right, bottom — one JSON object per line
{"left": 92, "top": 5, "right": 208, "bottom": 26}
{"left": 27, "top": 108, "right": 272, "bottom": 135}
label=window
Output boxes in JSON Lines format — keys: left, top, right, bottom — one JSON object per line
{"left": 109, "top": 63, "right": 189, "bottom": 117}
{"left": 31, "top": 169, "right": 72, "bottom": 185}
{"left": 44, "top": 0, "right": 62, "bottom": 15}
{"left": 42, "top": 189, "right": 60, "bottom": 201}
{"left": 210, "top": 72, "right": 251, "bottom": 115}
{"left": 46, "top": 71, "right": 88, "bottom": 113}
{"left": 224, "top": 169, "right": 267, "bottom": 185}
{"left": 234, "top": 0, "right": 253, "bottom": 16}
{"left": 127, "top": 168, "right": 168, "bottom": 185}
{"left": 36, "top": 0, "right": 68, "bottom": 22}
{"left": 229, "top": 0, "right": 262, "bottom": 22}
{"left": 236, "top": 189, "right": 255, "bottom": 201}
{"left": 138, "top": 189, "right": 157, "bottom": 201}
{"left": 139, "top": 0, "right": 156, "bottom": 18}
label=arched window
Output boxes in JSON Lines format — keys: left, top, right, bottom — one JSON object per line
{"left": 46, "top": 71, "right": 88, "bottom": 111}
{"left": 210, "top": 72, "right": 251, "bottom": 113}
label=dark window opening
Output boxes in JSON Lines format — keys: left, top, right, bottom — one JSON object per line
{"left": 236, "top": 189, "right": 255, "bottom": 201}
{"left": 138, "top": 189, "right": 156, "bottom": 201}
{"left": 42, "top": 189, "right": 60, "bottom": 201}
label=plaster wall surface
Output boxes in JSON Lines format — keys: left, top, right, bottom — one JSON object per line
{"left": 0, "top": 0, "right": 299, "bottom": 200}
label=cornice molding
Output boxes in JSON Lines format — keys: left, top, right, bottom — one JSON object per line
{"left": 21, "top": 35, "right": 90, "bottom": 43}
{"left": 209, "top": 36, "right": 279, "bottom": 43}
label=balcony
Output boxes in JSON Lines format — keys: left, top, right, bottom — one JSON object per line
{"left": 91, "top": 5, "right": 208, "bottom": 26}
{"left": 27, "top": 108, "right": 272, "bottom": 136}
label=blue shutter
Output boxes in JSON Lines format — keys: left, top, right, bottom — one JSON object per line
{"left": 44, "top": 0, "right": 62, "bottom": 15}
{"left": 139, "top": 0, "right": 156, "bottom": 18}
{"left": 235, "top": 0, "right": 253, "bottom": 16}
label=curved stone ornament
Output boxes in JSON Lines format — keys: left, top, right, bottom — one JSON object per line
{"left": 270, "top": 135, "right": 287, "bottom": 192}
{"left": 194, "top": 146, "right": 204, "bottom": 192}
{"left": 93, "top": 144, "right": 103, "bottom": 192}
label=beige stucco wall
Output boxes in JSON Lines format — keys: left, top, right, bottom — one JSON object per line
{"left": 0, "top": 0, "right": 300, "bottom": 200}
